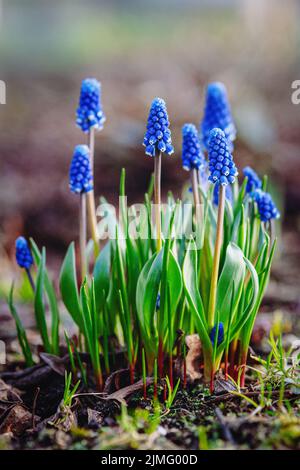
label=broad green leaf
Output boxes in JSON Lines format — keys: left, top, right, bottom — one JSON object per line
{"left": 230, "top": 256, "right": 260, "bottom": 340}
{"left": 59, "top": 242, "right": 82, "bottom": 330}
{"left": 93, "top": 242, "right": 110, "bottom": 313}
{"left": 183, "top": 238, "right": 212, "bottom": 352}
{"left": 34, "top": 248, "right": 51, "bottom": 353}
{"left": 136, "top": 251, "right": 162, "bottom": 340}
{"left": 126, "top": 235, "right": 142, "bottom": 310}
{"left": 216, "top": 242, "right": 245, "bottom": 329}
{"left": 162, "top": 250, "right": 183, "bottom": 336}
{"left": 30, "top": 239, "right": 59, "bottom": 355}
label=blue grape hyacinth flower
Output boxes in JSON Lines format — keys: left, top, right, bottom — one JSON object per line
{"left": 182, "top": 123, "right": 205, "bottom": 171}
{"left": 69, "top": 145, "right": 93, "bottom": 194}
{"left": 243, "top": 166, "right": 262, "bottom": 194}
{"left": 156, "top": 293, "right": 160, "bottom": 311}
{"left": 201, "top": 82, "right": 236, "bottom": 151}
{"left": 15, "top": 237, "right": 33, "bottom": 269}
{"left": 143, "top": 98, "right": 174, "bottom": 157}
{"left": 207, "top": 128, "right": 238, "bottom": 186}
{"left": 252, "top": 189, "right": 280, "bottom": 222}
{"left": 76, "top": 78, "right": 106, "bottom": 133}
{"left": 210, "top": 322, "right": 224, "bottom": 347}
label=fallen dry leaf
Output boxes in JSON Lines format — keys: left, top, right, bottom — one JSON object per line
{"left": 0, "top": 404, "right": 38, "bottom": 436}
{"left": 184, "top": 334, "right": 202, "bottom": 382}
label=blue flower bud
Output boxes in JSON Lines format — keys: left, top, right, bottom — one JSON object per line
{"left": 76, "top": 78, "right": 106, "bottom": 133}
{"left": 210, "top": 322, "right": 224, "bottom": 347}
{"left": 243, "top": 166, "right": 262, "bottom": 194}
{"left": 201, "top": 82, "right": 236, "bottom": 151}
{"left": 15, "top": 237, "right": 33, "bottom": 269}
{"left": 252, "top": 189, "right": 280, "bottom": 222}
{"left": 207, "top": 128, "right": 238, "bottom": 186}
{"left": 156, "top": 293, "right": 160, "bottom": 311}
{"left": 143, "top": 98, "right": 174, "bottom": 157}
{"left": 69, "top": 145, "right": 93, "bottom": 194}
{"left": 182, "top": 123, "right": 205, "bottom": 171}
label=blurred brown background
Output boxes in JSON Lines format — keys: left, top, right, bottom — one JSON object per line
{"left": 0, "top": 0, "right": 300, "bottom": 288}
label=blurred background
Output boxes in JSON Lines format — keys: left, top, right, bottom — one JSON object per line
{"left": 0, "top": 0, "right": 299, "bottom": 295}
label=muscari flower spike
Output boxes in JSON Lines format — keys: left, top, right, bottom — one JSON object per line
{"left": 76, "top": 78, "right": 106, "bottom": 133}
{"left": 207, "top": 128, "right": 238, "bottom": 186}
{"left": 201, "top": 82, "right": 236, "bottom": 151}
{"left": 143, "top": 98, "right": 174, "bottom": 157}
{"left": 182, "top": 123, "right": 205, "bottom": 171}
{"left": 15, "top": 237, "right": 33, "bottom": 269}
{"left": 69, "top": 145, "right": 93, "bottom": 194}
{"left": 243, "top": 166, "right": 262, "bottom": 194}
{"left": 209, "top": 322, "right": 224, "bottom": 347}
{"left": 252, "top": 189, "right": 280, "bottom": 222}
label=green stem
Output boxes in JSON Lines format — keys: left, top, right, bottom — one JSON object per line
{"left": 208, "top": 184, "right": 226, "bottom": 329}
{"left": 191, "top": 168, "right": 202, "bottom": 246}
{"left": 25, "top": 267, "right": 35, "bottom": 292}
{"left": 191, "top": 168, "right": 201, "bottom": 209}
{"left": 88, "top": 126, "right": 95, "bottom": 171}
{"left": 142, "top": 348, "right": 147, "bottom": 399}
{"left": 270, "top": 219, "right": 276, "bottom": 250}
{"left": 79, "top": 192, "right": 87, "bottom": 282}
{"left": 154, "top": 151, "right": 162, "bottom": 252}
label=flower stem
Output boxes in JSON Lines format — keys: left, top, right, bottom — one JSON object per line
{"left": 25, "top": 267, "right": 35, "bottom": 292}
{"left": 88, "top": 126, "right": 95, "bottom": 170}
{"left": 191, "top": 168, "right": 201, "bottom": 208}
{"left": 239, "top": 350, "right": 248, "bottom": 388}
{"left": 158, "top": 338, "right": 164, "bottom": 378}
{"left": 208, "top": 184, "right": 226, "bottom": 329}
{"left": 142, "top": 348, "right": 147, "bottom": 400}
{"left": 191, "top": 168, "right": 203, "bottom": 248}
{"left": 87, "top": 128, "right": 99, "bottom": 258}
{"left": 270, "top": 219, "right": 276, "bottom": 249}
{"left": 169, "top": 355, "right": 173, "bottom": 391}
{"left": 154, "top": 151, "right": 162, "bottom": 252}
{"left": 153, "top": 358, "right": 158, "bottom": 399}
{"left": 95, "top": 369, "right": 103, "bottom": 392}
{"left": 79, "top": 192, "right": 87, "bottom": 282}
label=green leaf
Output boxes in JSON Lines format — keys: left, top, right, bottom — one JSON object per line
{"left": 126, "top": 235, "right": 142, "bottom": 311}
{"left": 230, "top": 256, "right": 260, "bottom": 340}
{"left": 34, "top": 248, "right": 51, "bottom": 353}
{"left": 216, "top": 242, "right": 245, "bottom": 329}
{"left": 8, "top": 284, "right": 34, "bottom": 366}
{"left": 59, "top": 242, "right": 82, "bottom": 330}
{"left": 93, "top": 242, "right": 110, "bottom": 313}
{"left": 183, "top": 238, "right": 212, "bottom": 353}
{"left": 162, "top": 250, "right": 183, "bottom": 340}
{"left": 136, "top": 251, "right": 162, "bottom": 346}
{"left": 30, "top": 239, "right": 59, "bottom": 355}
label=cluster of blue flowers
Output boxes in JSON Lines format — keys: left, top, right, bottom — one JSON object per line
{"left": 143, "top": 98, "right": 174, "bottom": 157}
{"left": 243, "top": 166, "right": 262, "bottom": 194}
{"left": 253, "top": 189, "right": 280, "bottom": 222}
{"left": 210, "top": 322, "right": 224, "bottom": 347}
{"left": 182, "top": 123, "right": 205, "bottom": 171}
{"left": 207, "top": 128, "right": 238, "bottom": 186}
{"left": 69, "top": 145, "right": 93, "bottom": 194}
{"left": 76, "top": 78, "right": 106, "bottom": 133}
{"left": 15, "top": 237, "right": 33, "bottom": 269}
{"left": 201, "top": 82, "right": 236, "bottom": 151}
